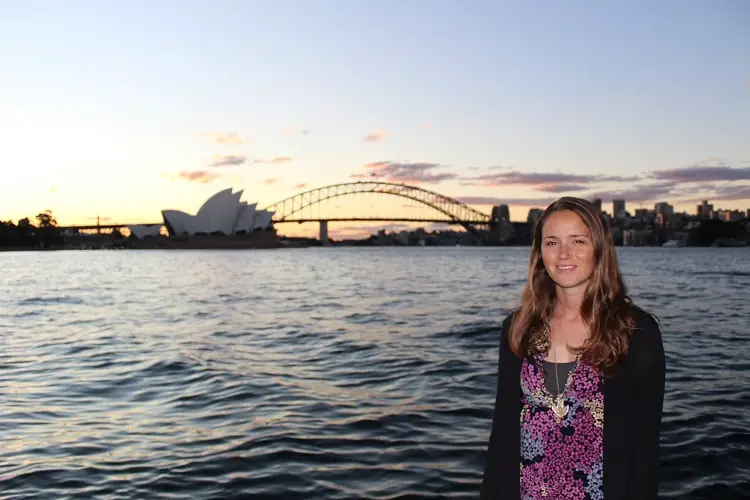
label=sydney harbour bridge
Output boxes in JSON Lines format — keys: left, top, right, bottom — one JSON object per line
{"left": 264, "top": 181, "right": 493, "bottom": 242}
{"left": 60, "top": 181, "right": 500, "bottom": 242}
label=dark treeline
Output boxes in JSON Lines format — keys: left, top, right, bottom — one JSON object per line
{"left": 1, "top": 209, "right": 747, "bottom": 249}
{"left": 507, "top": 219, "right": 748, "bottom": 247}
{"left": 690, "top": 219, "right": 748, "bottom": 246}
{"left": 0, "top": 210, "right": 64, "bottom": 249}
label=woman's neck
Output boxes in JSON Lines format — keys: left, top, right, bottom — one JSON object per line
{"left": 554, "top": 287, "right": 585, "bottom": 320}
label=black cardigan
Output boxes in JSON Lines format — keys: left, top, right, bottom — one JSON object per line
{"left": 480, "top": 306, "right": 666, "bottom": 499}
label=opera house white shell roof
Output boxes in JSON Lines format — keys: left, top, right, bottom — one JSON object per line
{"left": 157, "top": 188, "right": 275, "bottom": 237}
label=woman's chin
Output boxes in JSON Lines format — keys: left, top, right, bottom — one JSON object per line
{"left": 551, "top": 275, "right": 590, "bottom": 290}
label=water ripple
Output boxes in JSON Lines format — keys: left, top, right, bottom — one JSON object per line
{"left": 0, "top": 247, "right": 748, "bottom": 499}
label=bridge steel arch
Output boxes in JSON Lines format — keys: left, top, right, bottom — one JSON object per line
{"left": 263, "top": 181, "right": 491, "bottom": 234}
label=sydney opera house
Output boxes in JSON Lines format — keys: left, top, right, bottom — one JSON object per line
{"left": 127, "top": 188, "right": 277, "bottom": 249}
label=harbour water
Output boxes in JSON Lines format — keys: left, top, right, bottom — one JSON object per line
{"left": 1, "top": 247, "right": 748, "bottom": 499}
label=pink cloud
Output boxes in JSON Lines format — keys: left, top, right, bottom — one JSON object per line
{"left": 199, "top": 132, "right": 245, "bottom": 145}
{"left": 268, "top": 157, "right": 293, "bottom": 164}
{"left": 462, "top": 170, "right": 638, "bottom": 192}
{"left": 651, "top": 163, "right": 750, "bottom": 182}
{"left": 458, "top": 195, "right": 556, "bottom": 207}
{"left": 353, "top": 161, "right": 458, "bottom": 184}
{"left": 677, "top": 183, "right": 750, "bottom": 203}
{"left": 281, "top": 126, "right": 311, "bottom": 137}
{"left": 466, "top": 170, "right": 636, "bottom": 188}
{"left": 587, "top": 182, "right": 676, "bottom": 202}
{"left": 207, "top": 155, "right": 247, "bottom": 167}
{"left": 172, "top": 171, "right": 222, "bottom": 183}
{"left": 363, "top": 130, "right": 389, "bottom": 142}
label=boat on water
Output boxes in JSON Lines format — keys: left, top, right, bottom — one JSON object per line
{"left": 662, "top": 240, "right": 684, "bottom": 247}
{"left": 711, "top": 238, "right": 747, "bottom": 247}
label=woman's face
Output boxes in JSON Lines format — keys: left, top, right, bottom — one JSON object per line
{"left": 540, "top": 210, "right": 596, "bottom": 292}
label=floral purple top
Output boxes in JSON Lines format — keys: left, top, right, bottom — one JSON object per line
{"left": 520, "top": 352, "right": 604, "bottom": 500}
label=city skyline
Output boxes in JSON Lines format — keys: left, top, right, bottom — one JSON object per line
{"left": 1, "top": 1, "right": 748, "bottom": 239}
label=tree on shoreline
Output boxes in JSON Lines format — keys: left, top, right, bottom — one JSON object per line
{"left": 690, "top": 220, "right": 748, "bottom": 246}
{"left": 36, "top": 209, "right": 58, "bottom": 228}
{"left": 0, "top": 210, "right": 63, "bottom": 248}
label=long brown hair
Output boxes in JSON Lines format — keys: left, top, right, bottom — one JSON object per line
{"left": 508, "top": 197, "right": 635, "bottom": 372}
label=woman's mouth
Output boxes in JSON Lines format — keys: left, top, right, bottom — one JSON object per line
{"left": 556, "top": 265, "right": 577, "bottom": 271}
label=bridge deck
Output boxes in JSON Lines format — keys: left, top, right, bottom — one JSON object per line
{"left": 59, "top": 218, "right": 489, "bottom": 231}
{"left": 274, "top": 218, "right": 488, "bottom": 224}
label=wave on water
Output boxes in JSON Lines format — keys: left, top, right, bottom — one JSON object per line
{"left": 0, "top": 247, "right": 748, "bottom": 499}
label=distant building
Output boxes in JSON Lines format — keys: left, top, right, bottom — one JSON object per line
{"left": 623, "top": 229, "right": 650, "bottom": 246}
{"left": 654, "top": 202, "right": 674, "bottom": 216}
{"left": 613, "top": 199, "right": 626, "bottom": 218}
{"left": 592, "top": 198, "right": 602, "bottom": 213}
{"left": 720, "top": 210, "right": 743, "bottom": 222}
{"left": 697, "top": 200, "right": 713, "bottom": 219}
{"left": 633, "top": 209, "right": 653, "bottom": 226}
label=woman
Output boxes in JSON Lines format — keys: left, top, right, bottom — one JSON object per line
{"left": 480, "top": 197, "right": 665, "bottom": 500}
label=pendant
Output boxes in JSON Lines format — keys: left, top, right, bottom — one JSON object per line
{"left": 551, "top": 396, "right": 568, "bottom": 422}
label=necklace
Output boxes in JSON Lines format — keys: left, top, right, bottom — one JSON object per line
{"left": 550, "top": 342, "right": 569, "bottom": 422}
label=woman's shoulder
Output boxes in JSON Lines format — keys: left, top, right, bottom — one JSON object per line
{"left": 498, "top": 309, "right": 519, "bottom": 349}
{"left": 497, "top": 309, "right": 523, "bottom": 364}
{"left": 626, "top": 303, "right": 665, "bottom": 368}
{"left": 501, "top": 309, "right": 518, "bottom": 329}
{"left": 628, "top": 304, "right": 662, "bottom": 339}
{"left": 500, "top": 308, "right": 521, "bottom": 336}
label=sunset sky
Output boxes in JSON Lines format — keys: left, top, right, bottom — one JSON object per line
{"left": 1, "top": 0, "right": 748, "bottom": 239}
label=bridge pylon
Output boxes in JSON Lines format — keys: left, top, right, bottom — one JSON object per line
{"left": 319, "top": 220, "right": 329, "bottom": 245}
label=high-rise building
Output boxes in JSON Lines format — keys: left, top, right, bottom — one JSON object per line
{"left": 697, "top": 200, "right": 714, "bottom": 219}
{"left": 654, "top": 202, "right": 674, "bottom": 216}
{"left": 592, "top": 198, "right": 602, "bottom": 213}
{"left": 613, "top": 199, "right": 626, "bottom": 218}
{"left": 721, "top": 210, "right": 743, "bottom": 222}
